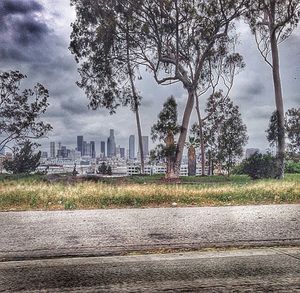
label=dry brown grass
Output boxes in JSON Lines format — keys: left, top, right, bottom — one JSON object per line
{"left": 0, "top": 174, "right": 299, "bottom": 211}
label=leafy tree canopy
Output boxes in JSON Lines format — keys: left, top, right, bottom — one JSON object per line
{"left": 0, "top": 71, "right": 52, "bottom": 153}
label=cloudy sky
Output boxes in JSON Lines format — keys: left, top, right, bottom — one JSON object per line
{"left": 0, "top": 0, "right": 299, "bottom": 154}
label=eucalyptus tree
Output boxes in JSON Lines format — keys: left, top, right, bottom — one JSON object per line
{"left": 202, "top": 92, "right": 248, "bottom": 175}
{"left": 0, "top": 71, "right": 52, "bottom": 153}
{"left": 126, "top": 0, "right": 247, "bottom": 177}
{"left": 217, "top": 104, "right": 248, "bottom": 176}
{"left": 246, "top": 0, "right": 300, "bottom": 178}
{"left": 267, "top": 108, "right": 300, "bottom": 161}
{"left": 194, "top": 41, "right": 245, "bottom": 176}
{"left": 151, "top": 96, "right": 180, "bottom": 178}
{"left": 70, "top": 0, "right": 146, "bottom": 173}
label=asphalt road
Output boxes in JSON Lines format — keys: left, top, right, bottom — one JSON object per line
{"left": 1, "top": 247, "right": 300, "bottom": 292}
{"left": 1, "top": 204, "right": 299, "bottom": 261}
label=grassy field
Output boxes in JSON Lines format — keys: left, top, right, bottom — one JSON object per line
{"left": 0, "top": 174, "right": 299, "bottom": 211}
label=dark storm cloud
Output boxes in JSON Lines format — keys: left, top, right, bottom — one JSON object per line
{"left": 0, "top": 0, "right": 50, "bottom": 61}
{"left": 0, "top": 0, "right": 43, "bottom": 15}
{"left": 60, "top": 97, "right": 90, "bottom": 115}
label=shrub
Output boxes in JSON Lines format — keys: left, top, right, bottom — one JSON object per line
{"left": 3, "top": 141, "right": 41, "bottom": 174}
{"left": 242, "top": 152, "right": 277, "bottom": 180}
{"left": 285, "top": 161, "right": 300, "bottom": 174}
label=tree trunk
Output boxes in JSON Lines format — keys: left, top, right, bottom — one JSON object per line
{"left": 174, "top": 89, "right": 195, "bottom": 177}
{"left": 270, "top": 17, "right": 285, "bottom": 179}
{"left": 195, "top": 95, "right": 206, "bottom": 176}
{"left": 135, "top": 103, "right": 145, "bottom": 174}
{"left": 125, "top": 26, "right": 144, "bottom": 174}
{"left": 165, "top": 131, "right": 177, "bottom": 179}
{"left": 188, "top": 146, "right": 196, "bottom": 176}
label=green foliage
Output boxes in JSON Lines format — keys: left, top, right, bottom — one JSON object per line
{"left": 266, "top": 108, "right": 300, "bottom": 162}
{"left": 203, "top": 92, "right": 248, "bottom": 175}
{"left": 241, "top": 152, "right": 277, "bottom": 180}
{"left": 70, "top": 0, "right": 142, "bottom": 114}
{"left": 107, "top": 165, "right": 112, "bottom": 175}
{"left": 285, "top": 161, "right": 300, "bottom": 174}
{"left": 97, "top": 162, "right": 108, "bottom": 175}
{"left": 97, "top": 162, "right": 112, "bottom": 175}
{"left": 3, "top": 141, "right": 41, "bottom": 174}
{"left": 151, "top": 96, "right": 180, "bottom": 142}
{"left": 151, "top": 96, "right": 179, "bottom": 163}
{"left": 72, "top": 164, "right": 79, "bottom": 176}
{"left": 266, "top": 111, "right": 280, "bottom": 147}
{"left": 286, "top": 107, "right": 300, "bottom": 162}
{"left": 0, "top": 71, "right": 52, "bottom": 152}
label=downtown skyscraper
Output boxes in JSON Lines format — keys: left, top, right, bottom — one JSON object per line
{"left": 50, "top": 142, "right": 56, "bottom": 158}
{"left": 77, "top": 136, "right": 83, "bottom": 156}
{"left": 129, "top": 135, "right": 135, "bottom": 159}
{"left": 107, "top": 129, "right": 116, "bottom": 158}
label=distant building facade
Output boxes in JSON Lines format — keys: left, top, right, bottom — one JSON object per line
{"left": 107, "top": 129, "right": 116, "bottom": 158}
{"left": 129, "top": 135, "right": 135, "bottom": 159}
{"left": 50, "top": 142, "right": 55, "bottom": 158}
{"left": 77, "top": 136, "right": 83, "bottom": 156}
{"left": 142, "top": 136, "right": 149, "bottom": 159}
{"left": 245, "top": 148, "right": 260, "bottom": 159}
{"left": 90, "top": 141, "right": 96, "bottom": 158}
{"left": 100, "top": 141, "right": 105, "bottom": 157}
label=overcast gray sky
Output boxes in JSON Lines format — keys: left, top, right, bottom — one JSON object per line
{"left": 0, "top": 0, "right": 299, "bottom": 154}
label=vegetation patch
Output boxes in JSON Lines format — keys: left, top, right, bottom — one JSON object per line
{"left": 0, "top": 174, "right": 298, "bottom": 211}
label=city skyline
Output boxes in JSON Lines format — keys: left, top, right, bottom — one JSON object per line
{"left": 47, "top": 130, "right": 147, "bottom": 160}
{"left": 0, "top": 1, "right": 299, "bottom": 154}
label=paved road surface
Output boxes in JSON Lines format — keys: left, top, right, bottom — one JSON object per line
{"left": 1, "top": 247, "right": 300, "bottom": 292}
{"left": 1, "top": 204, "right": 299, "bottom": 260}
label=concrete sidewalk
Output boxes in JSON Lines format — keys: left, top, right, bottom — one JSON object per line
{"left": 1, "top": 204, "right": 299, "bottom": 261}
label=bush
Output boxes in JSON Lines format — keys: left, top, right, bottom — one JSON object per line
{"left": 241, "top": 152, "right": 277, "bottom": 180}
{"left": 285, "top": 161, "right": 300, "bottom": 174}
{"left": 3, "top": 141, "right": 41, "bottom": 174}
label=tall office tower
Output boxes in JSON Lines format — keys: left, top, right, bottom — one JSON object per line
{"left": 100, "top": 141, "right": 105, "bottom": 157}
{"left": 129, "top": 135, "right": 135, "bottom": 159}
{"left": 82, "top": 141, "right": 86, "bottom": 156}
{"left": 90, "top": 141, "right": 96, "bottom": 158}
{"left": 50, "top": 142, "right": 55, "bottom": 158}
{"left": 107, "top": 129, "right": 116, "bottom": 158}
{"left": 77, "top": 136, "right": 83, "bottom": 156}
{"left": 116, "top": 145, "right": 121, "bottom": 157}
{"left": 142, "top": 136, "right": 149, "bottom": 159}
{"left": 120, "top": 148, "right": 125, "bottom": 159}
{"left": 57, "top": 142, "right": 62, "bottom": 158}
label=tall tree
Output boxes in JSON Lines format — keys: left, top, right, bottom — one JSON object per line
{"left": 195, "top": 42, "right": 245, "bottom": 176}
{"left": 246, "top": 0, "right": 300, "bottom": 178}
{"left": 267, "top": 108, "right": 300, "bottom": 161}
{"left": 217, "top": 105, "right": 248, "bottom": 175}
{"left": 202, "top": 92, "right": 248, "bottom": 175}
{"left": 70, "top": 0, "right": 146, "bottom": 173}
{"left": 285, "top": 107, "right": 300, "bottom": 161}
{"left": 0, "top": 71, "right": 52, "bottom": 153}
{"left": 151, "top": 96, "right": 180, "bottom": 178}
{"left": 95, "top": 0, "right": 246, "bottom": 177}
